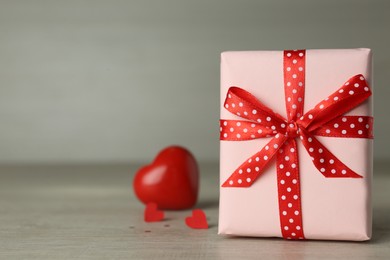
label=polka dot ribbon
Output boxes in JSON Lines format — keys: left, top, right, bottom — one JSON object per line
{"left": 220, "top": 50, "right": 373, "bottom": 240}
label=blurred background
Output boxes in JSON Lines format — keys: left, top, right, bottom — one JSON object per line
{"left": 0, "top": 0, "right": 389, "bottom": 165}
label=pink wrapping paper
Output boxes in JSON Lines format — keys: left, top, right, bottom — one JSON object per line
{"left": 218, "top": 49, "right": 373, "bottom": 241}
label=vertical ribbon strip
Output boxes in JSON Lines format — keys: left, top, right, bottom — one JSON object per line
{"left": 277, "top": 50, "right": 306, "bottom": 239}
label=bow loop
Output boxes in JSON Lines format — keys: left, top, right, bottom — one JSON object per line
{"left": 224, "top": 87, "right": 286, "bottom": 133}
{"left": 299, "top": 74, "right": 372, "bottom": 132}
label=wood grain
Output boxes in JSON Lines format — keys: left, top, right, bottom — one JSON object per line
{"left": 0, "top": 163, "right": 389, "bottom": 259}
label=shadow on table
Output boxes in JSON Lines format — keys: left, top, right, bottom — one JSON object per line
{"left": 370, "top": 206, "right": 390, "bottom": 243}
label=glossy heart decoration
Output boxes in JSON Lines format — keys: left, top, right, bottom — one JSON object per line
{"left": 133, "top": 146, "right": 199, "bottom": 210}
{"left": 144, "top": 202, "right": 164, "bottom": 222}
{"left": 185, "top": 209, "right": 208, "bottom": 229}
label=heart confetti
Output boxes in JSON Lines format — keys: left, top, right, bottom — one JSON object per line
{"left": 185, "top": 209, "right": 208, "bottom": 229}
{"left": 144, "top": 202, "right": 164, "bottom": 222}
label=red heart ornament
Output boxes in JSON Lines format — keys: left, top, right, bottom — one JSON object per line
{"left": 144, "top": 202, "right": 164, "bottom": 222}
{"left": 185, "top": 209, "right": 208, "bottom": 229}
{"left": 133, "top": 146, "right": 199, "bottom": 210}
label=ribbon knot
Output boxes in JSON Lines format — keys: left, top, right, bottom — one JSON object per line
{"left": 286, "top": 121, "right": 300, "bottom": 138}
{"left": 220, "top": 49, "right": 373, "bottom": 240}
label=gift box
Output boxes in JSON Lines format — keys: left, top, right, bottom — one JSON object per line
{"left": 218, "top": 49, "right": 373, "bottom": 241}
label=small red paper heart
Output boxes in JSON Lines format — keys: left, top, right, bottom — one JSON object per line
{"left": 185, "top": 209, "right": 208, "bottom": 229}
{"left": 133, "top": 146, "right": 199, "bottom": 210}
{"left": 144, "top": 202, "right": 164, "bottom": 222}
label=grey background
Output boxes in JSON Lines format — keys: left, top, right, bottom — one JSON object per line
{"left": 0, "top": 0, "right": 388, "bottom": 164}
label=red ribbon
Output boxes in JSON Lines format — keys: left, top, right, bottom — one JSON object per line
{"left": 220, "top": 50, "right": 373, "bottom": 240}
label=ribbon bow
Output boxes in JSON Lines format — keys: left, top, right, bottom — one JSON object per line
{"left": 220, "top": 50, "right": 373, "bottom": 240}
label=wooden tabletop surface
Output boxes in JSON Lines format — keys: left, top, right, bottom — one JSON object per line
{"left": 0, "top": 163, "right": 389, "bottom": 259}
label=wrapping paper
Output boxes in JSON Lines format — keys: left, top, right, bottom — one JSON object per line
{"left": 218, "top": 49, "right": 373, "bottom": 241}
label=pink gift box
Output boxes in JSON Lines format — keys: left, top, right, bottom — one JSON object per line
{"left": 218, "top": 49, "right": 373, "bottom": 241}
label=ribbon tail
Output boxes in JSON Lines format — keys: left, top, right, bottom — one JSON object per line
{"left": 222, "top": 134, "right": 288, "bottom": 187}
{"left": 299, "top": 128, "right": 362, "bottom": 178}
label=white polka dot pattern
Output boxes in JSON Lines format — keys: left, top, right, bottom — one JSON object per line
{"left": 219, "top": 120, "right": 274, "bottom": 140}
{"left": 313, "top": 116, "right": 373, "bottom": 138}
{"left": 278, "top": 50, "right": 306, "bottom": 239}
{"left": 220, "top": 49, "right": 373, "bottom": 240}
{"left": 299, "top": 127, "right": 362, "bottom": 178}
{"left": 298, "top": 74, "right": 372, "bottom": 133}
{"left": 223, "top": 87, "right": 286, "bottom": 132}
{"left": 284, "top": 50, "right": 305, "bottom": 121}
{"left": 277, "top": 139, "right": 304, "bottom": 239}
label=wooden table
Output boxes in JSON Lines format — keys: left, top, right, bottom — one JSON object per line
{"left": 0, "top": 163, "right": 389, "bottom": 259}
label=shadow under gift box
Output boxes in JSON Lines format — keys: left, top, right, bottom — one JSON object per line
{"left": 218, "top": 49, "right": 373, "bottom": 241}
